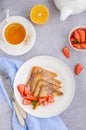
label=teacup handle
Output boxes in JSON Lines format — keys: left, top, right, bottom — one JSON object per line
{"left": 24, "top": 35, "right": 31, "bottom": 45}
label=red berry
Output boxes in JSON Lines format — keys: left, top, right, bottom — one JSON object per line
{"left": 78, "top": 29, "right": 85, "bottom": 42}
{"left": 75, "top": 64, "right": 84, "bottom": 75}
{"left": 62, "top": 46, "right": 70, "bottom": 58}
{"left": 80, "top": 43, "right": 86, "bottom": 49}
{"left": 73, "top": 31, "right": 80, "bottom": 41}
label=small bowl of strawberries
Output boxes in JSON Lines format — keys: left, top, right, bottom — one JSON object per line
{"left": 69, "top": 26, "right": 86, "bottom": 51}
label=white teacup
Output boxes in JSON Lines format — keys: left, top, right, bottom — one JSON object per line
{"left": 2, "top": 22, "right": 27, "bottom": 46}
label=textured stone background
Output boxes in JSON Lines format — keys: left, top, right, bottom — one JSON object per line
{"left": 0, "top": 0, "right": 86, "bottom": 130}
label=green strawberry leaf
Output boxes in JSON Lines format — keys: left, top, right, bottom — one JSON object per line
{"left": 74, "top": 39, "right": 81, "bottom": 45}
{"left": 32, "top": 100, "right": 37, "bottom": 106}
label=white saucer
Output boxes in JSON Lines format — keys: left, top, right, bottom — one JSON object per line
{"left": 0, "top": 16, "right": 36, "bottom": 56}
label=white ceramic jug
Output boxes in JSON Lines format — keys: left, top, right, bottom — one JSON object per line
{"left": 54, "top": 0, "right": 86, "bottom": 21}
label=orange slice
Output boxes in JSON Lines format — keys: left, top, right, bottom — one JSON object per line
{"left": 30, "top": 5, "right": 49, "bottom": 25}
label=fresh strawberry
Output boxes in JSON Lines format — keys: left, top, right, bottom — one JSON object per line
{"left": 70, "top": 36, "right": 75, "bottom": 42}
{"left": 43, "top": 100, "right": 49, "bottom": 106}
{"left": 80, "top": 43, "right": 86, "bottom": 49}
{"left": 75, "top": 64, "right": 84, "bottom": 75}
{"left": 47, "top": 96, "right": 55, "bottom": 103}
{"left": 17, "top": 84, "right": 26, "bottom": 97}
{"left": 62, "top": 46, "right": 70, "bottom": 58}
{"left": 38, "top": 97, "right": 47, "bottom": 103}
{"left": 72, "top": 43, "right": 81, "bottom": 49}
{"left": 73, "top": 31, "right": 80, "bottom": 41}
{"left": 24, "top": 88, "right": 30, "bottom": 96}
{"left": 23, "top": 98, "right": 32, "bottom": 105}
{"left": 25, "top": 94, "right": 36, "bottom": 101}
{"left": 78, "top": 29, "right": 85, "bottom": 42}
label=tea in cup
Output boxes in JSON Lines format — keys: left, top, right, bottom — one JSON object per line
{"left": 2, "top": 22, "right": 27, "bottom": 45}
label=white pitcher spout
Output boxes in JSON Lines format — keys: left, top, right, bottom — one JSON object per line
{"left": 60, "top": 7, "right": 73, "bottom": 21}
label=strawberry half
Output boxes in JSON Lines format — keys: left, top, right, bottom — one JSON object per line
{"left": 73, "top": 31, "right": 80, "bottom": 41}
{"left": 78, "top": 29, "right": 85, "bottom": 43}
{"left": 47, "top": 96, "right": 55, "bottom": 103}
{"left": 25, "top": 94, "right": 36, "bottom": 101}
{"left": 23, "top": 98, "right": 32, "bottom": 105}
{"left": 75, "top": 64, "right": 84, "bottom": 75}
{"left": 38, "top": 97, "right": 47, "bottom": 103}
{"left": 80, "top": 43, "right": 86, "bottom": 49}
{"left": 72, "top": 43, "right": 81, "bottom": 49}
{"left": 62, "top": 46, "right": 70, "bottom": 58}
{"left": 70, "top": 36, "right": 75, "bottom": 42}
{"left": 17, "top": 84, "right": 26, "bottom": 97}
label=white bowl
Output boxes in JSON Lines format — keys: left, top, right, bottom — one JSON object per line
{"left": 69, "top": 26, "right": 86, "bottom": 51}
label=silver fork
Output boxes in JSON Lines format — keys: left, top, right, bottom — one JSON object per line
{"left": 0, "top": 70, "right": 27, "bottom": 126}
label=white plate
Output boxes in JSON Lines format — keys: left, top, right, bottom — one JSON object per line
{"left": 0, "top": 16, "right": 36, "bottom": 56}
{"left": 14, "top": 56, "right": 75, "bottom": 118}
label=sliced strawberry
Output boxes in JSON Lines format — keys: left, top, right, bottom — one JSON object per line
{"left": 75, "top": 64, "right": 84, "bottom": 75}
{"left": 72, "top": 43, "right": 80, "bottom": 49}
{"left": 73, "top": 31, "right": 80, "bottom": 41}
{"left": 17, "top": 84, "right": 26, "bottom": 97}
{"left": 25, "top": 94, "right": 36, "bottom": 101}
{"left": 38, "top": 97, "right": 47, "bottom": 104}
{"left": 62, "top": 46, "right": 70, "bottom": 58}
{"left": 70, "top": 36, "right": 75, "bottom": 42}
{"left": 24, "top": 88, "right": 30, "bottom": 96}
{"left": 23, "top": 98, "right": 32, "bottom": 105}
{"left": 43, "top": 100, "right": 49, "bottom": 106}
{"left": 47, "top": 96, "right": 55, "bottom": 103}
{"left": 80, "top": 43, "right": 86, "bottom": 49}
{"left": 78, "top": 29, "right": 85, "bottom": 42}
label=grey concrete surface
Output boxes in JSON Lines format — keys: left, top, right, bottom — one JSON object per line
{"left": 0, "top": 0, "right": 86, "bottom": 130}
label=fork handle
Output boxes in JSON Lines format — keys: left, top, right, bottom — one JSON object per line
{"left": 13, "top": 101, "right": 25, "bottom": 126}
{"left": 15, "top": 99, "right": 27, "bottom": 119}
{"left": 13, "top": 95, "right": 27, "bottom": 119}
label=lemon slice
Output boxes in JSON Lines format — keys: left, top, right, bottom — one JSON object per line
{"left": 30, "top": 5, "right": 49, "bottom": 24}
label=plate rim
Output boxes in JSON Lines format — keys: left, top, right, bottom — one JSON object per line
{"left": 14, "top": 55, "right": 75, "bottom": 118}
